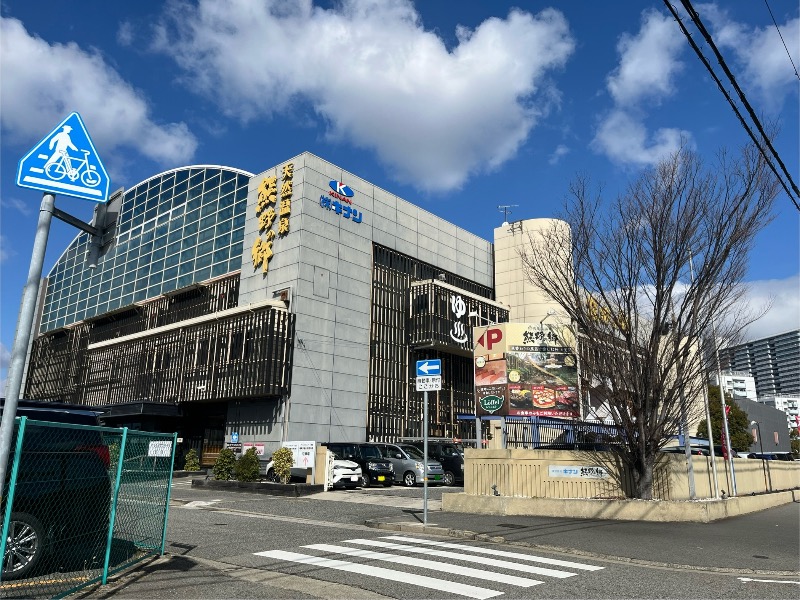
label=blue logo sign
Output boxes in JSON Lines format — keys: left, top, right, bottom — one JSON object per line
{"left": 231, "top": 432, "right": 239, "bottom": 444}
{"left": 416, "top": 359, "right": 441, "bottom": 377}
{"left": 16, "top": 112, "right": 110, "bottom": 203}
{"left": 329, "top": 180, "right": 354, "bottom": 198}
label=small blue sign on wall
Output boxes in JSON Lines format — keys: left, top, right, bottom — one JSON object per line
{"left": 231, "top": 432, "right": 239, "bottom": 444}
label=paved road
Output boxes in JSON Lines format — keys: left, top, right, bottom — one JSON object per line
{"left": 76, "top": 480, "right": 799, "bottom": 599}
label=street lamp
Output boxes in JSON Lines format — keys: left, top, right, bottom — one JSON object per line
{"left": 750, "top": 420, "right": 770, "bottom": 493}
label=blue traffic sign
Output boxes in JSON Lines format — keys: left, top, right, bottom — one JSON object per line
{"left": 416, "top": 359, "right": 441, "bottom": 377}
{"left": 16, "top": 112, "right": 110, "bottom": 203}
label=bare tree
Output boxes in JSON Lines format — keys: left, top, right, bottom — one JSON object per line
{"left": 519, "top": 142, "right": 778, "bottom": 499}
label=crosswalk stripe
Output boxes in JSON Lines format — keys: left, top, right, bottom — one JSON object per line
{"left": 344, "top": 538, "right": 575, "bottom": 578}
{"left": 383, "top": 536, "right": 605, "bottom": 571}
{"left": 254, "top": 550, "right": 502, "bottom": 600}
{"left": 305, "top": 543, "right": 543, "bottom": 588}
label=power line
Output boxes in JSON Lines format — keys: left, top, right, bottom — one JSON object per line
{"left": 763, "top": 0, "right": 800, "bottom": 81}
{"left": 664, "top": 0, "right": 800, "bottom": 212}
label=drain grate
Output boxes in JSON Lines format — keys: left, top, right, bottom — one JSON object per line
{"left": 752, "top": 555, "right": 769, "bottom": 559}
{"left": 497, "top": 523, "right": 527, "bottom": 529}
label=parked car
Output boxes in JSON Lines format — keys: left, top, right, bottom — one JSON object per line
{"left": 1, "top": 399, "right": 112, "bottom": 581}
{"left": 264, "top": 452, "right": 362, "bottom": 489}
{"left": 747, "top": 452, "right": 778, "bottom": 460}
{"left": 364, "top": 442, "right": 445, "bottom": 487}
{"left": 401, "top": 438, "right": 464, "bottom": 486}
{"left": 325, "top": 442, "right": 394, "bottom": 487}
{"left": 771, "top": 452, "right": 796, "bottom": 462}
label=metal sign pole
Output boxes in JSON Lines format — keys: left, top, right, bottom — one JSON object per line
{"left": 0, "top": 192, "right": 56, "bottom": 494}
{"left": 423, "top": 389, "right": 428, "bottom": 526}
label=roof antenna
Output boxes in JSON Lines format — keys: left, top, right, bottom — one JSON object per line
{"left": 498, "top": 204, "right": 518, "bottom": 226}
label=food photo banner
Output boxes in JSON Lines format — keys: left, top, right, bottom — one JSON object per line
{"left": 473, "top": 322, "right": 578, "bottom": 418}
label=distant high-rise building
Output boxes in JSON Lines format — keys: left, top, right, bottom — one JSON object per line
{"left": 719, "top": 330, "right": 800, "bottom": 397}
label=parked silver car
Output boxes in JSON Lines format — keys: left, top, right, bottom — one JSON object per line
{"left": 364, "top": 442, "right": 445, "bottom": 487}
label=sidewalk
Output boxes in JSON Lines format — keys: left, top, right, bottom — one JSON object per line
{"left": 365, "top": 500, "right": 800, "bottom": 574}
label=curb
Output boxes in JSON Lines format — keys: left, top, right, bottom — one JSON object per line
{"left": 191, "top": 478, "right": 324, "bottom": 496}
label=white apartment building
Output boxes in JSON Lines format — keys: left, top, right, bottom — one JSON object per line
{"left": 757, "top": 395, "right": 800, "bottom": 432}
{"left": 711, "top": 370, "right": 758, "bottom": 401}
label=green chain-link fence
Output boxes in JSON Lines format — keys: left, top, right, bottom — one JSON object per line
{"left": 0, "top": 417, "right": 176, "bottom": 599}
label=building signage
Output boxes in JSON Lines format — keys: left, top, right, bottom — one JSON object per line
{"left": 474, "top": 322, "right": 578, "bottom": 418}
{"left": 548, "top": 465, "right": 609, "bottom": 479}
{"left": 242, "top": 442, "right": 265, "bottom": 456}
{"left": 16, "top": 112, "right": 110, "bottom": 203}
{"left": 449, "top": 294, "right": 468, "bottom": 344}
{"left": 319, "top": 178, "right": 363, "bottom": 223}
{"left": 328, "top": 180, "right": 354, "bottom": 203}
{"left": 252, "top": 162, "right": 293, "bottom": 273}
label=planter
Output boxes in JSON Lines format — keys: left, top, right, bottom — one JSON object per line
{"left": 191, "top": 478, "right": 324, "bottom": 497}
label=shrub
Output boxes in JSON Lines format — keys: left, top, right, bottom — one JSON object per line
{"left": 212, "top": 447, "right": 237, "bottom": 480}
{"left": 271, "top": 447, "right": 294, "bottom": 484}
{"left": 183, "top": 448, "right": 201, "bottom": 471}
{"left": 235, "top": 447, "right": 261, "bottom": 482}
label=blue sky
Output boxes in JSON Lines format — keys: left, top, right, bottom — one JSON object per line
{"left": 1, "top": 0, "right": 798, "bottom": 391}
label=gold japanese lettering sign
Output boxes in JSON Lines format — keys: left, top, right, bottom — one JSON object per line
{"left": 252, "top": 163, "right": 293, "bottom": 273}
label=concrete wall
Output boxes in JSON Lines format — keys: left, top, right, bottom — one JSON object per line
{"left": 493, "top": 218, "right": 566, "bottom": 323}
{"left": 464, "top": 448, "right": 800, "bottom": 501}
{"left": 238, "top": 152, "right": 494, "bottom": 451}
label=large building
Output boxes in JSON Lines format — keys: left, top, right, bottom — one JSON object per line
{"left": 25, "top": 153, "right": 570, "bottom": 465}
{"left": 757, "top": 395, "right": 800, "bottom": 432}
{"left": 710, "top": 370, "right": 757, "bottom": 401}
{"left": 719, "top": 330, "right": 800, "bottom": 397}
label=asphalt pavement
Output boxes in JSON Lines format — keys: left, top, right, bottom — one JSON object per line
{"left": 75, "top": 481, "right": 799, "bottom": 599}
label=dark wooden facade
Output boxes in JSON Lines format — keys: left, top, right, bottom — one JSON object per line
{"left": 24, "top": 274, "right": 295, "bottom": 408}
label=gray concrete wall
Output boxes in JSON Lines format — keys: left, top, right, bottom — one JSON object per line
{"left": 238, "top": 152, "right": 493, "bottom": 450}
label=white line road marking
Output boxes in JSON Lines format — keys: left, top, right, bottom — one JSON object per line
{"left": 384, "top": 535, "right": 605, "bottom": 571}
{"left": 306, "top": 543, "right": 542, "bottom": 588}
{"left": 254, "top": 550, "right": 502, "bottom": 600}
{"left": 345, "top": 538, "right": 575, "bottom": 578}
{"left": 180, "top": 499, "right": 224, "bottom": 509}
{"left": 738, "top": 577, "right": 800, "bottom": 585}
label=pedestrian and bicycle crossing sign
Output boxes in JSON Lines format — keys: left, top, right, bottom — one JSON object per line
{"left": 16, "top": 112, "right": 110, "bottom": 203}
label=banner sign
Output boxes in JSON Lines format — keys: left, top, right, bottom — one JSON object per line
{"left": 474, "top": 322, "right": 578, "bottom": 418}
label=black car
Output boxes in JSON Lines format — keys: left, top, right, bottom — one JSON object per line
{"left": 1, "top": 399, "right": 112, "bottom": 580}
{"left": 326, "top": 442, "right": 394, "bottom": 487}
{"left": 402, "top": 439, "right": 464, "bottom": 486}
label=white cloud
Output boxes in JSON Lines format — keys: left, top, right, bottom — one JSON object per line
{"left": 593, "top": 9, "right": 690, "bottom": 166}
{"left": 592, "top": 110, "right": 690, "bottom": 166}
{"left": 117, "top": 21, "right": 134, "bottom": 47}
{"left": 0, "top": 235, "right": 11, "bottom": 263}
{"left": 153, "top": 0, "right": 575, "bottom": 192}
{"left": 698, "top": 5, "right": 799, "bottom": 114}
{"left": 735, "top": 275, "right": 800, "bottom": 341}
{"left": 606, "top": 9, "right": 685, "bottom": 106}
{"left": 0, "top": 196, "right": 33, "bottom": 217}
{"left": 548, "top": 144, "right": 569, "bottom": 165}
{"left": 0, "top": 17, "right": 198, "bottom": 175}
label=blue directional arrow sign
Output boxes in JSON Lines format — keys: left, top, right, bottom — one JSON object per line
{"left": 416, "top": 359, "right": 441, "bottom": 377}
{"left": 16, "top": 112, "right": 110, "bottom": 203}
